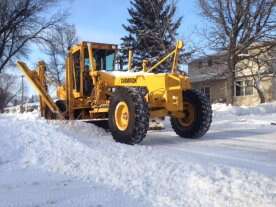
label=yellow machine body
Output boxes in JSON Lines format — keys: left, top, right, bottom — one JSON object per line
{"left": 89, "top": 71, "right": 191, "bottom": 118}
{"left": 16, "top": 40, "right": 191, "bottom": 121}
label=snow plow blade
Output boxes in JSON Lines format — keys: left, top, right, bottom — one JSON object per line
{"left": 16, "top": 61, "right": 63, "bottom": 118}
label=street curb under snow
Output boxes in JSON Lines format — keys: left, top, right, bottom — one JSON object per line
{"left": 0, "top": 103, "right": 276, "bottom": 206}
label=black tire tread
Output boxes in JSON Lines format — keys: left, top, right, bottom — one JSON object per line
{"left": 108, "top": 88, "right": 149, "bottom": 145}
{"left": 171, "top": 89, "right": 212, "bottom": 138}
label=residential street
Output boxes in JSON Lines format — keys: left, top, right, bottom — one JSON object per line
{"left": 0, "top": 103, "right": 276, "bottom": 207}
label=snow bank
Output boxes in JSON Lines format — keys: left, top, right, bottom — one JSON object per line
{"left": 213, "top": 102, "right": 276, "bottom": 117}
{"left": 1, "top": 113, "right": 276, "bottom": 207}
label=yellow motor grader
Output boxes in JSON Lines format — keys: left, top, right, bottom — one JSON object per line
{"left": 16, "top": 40, "right": 212, "bottom": 144}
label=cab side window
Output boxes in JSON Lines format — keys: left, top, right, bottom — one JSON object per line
{"left": 73, "top": 51, "right": 81, "bottom": 92}
{"left": 83, "top": 48, "right": 93, "bottom": 96}
{"left": 93, "top": 49, "right": 115, "bottom": 71}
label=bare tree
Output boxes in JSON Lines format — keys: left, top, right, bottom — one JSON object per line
{"left": 236, "top": 44, "right": 276, "bottom": 103}
{"left": 0, "top": 74, "right": 20, "bottom": 112}
{"left": 198, "top": 0, "right": 276, "bottom": 104}
{"left": 0, "top": 0, "right": 68, "bottom": 73}
{"left": 42, "top": 24, "right": 78, "bottom": 86}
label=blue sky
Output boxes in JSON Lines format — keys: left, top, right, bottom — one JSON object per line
{"left": 28, "top": 0, "right": 205, "bottom": 69}
{"left": 67, "top": 0, "right": 204, "bottom": 44}
{"left": 25, "top": 0, "right": 205, "bottom": 96}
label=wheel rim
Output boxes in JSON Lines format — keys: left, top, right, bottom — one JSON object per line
{"left": 178, "top": 102, "right": 196, "bottom": 127}
{"left": 115, "top": 101, "right": 129, "bottom": 131}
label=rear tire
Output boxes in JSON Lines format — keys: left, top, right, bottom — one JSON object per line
{"left": 108, "top": 88, "right": 149, "bottom": 145}
{"left": 55, "top": 100, "right": 66, "bottom": 113}
{"left": 55, "top": 100, "right": 68, "bottom": 119}
{"left": 45, "top": 106, "right": 56, "bottom": 120}
{"left": 44, "top": 100, "right": 66, "bottom": 120}
{"left": 171, "top": 90, "right": 212, "bottom": 138}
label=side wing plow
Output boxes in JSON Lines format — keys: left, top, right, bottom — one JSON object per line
{"left": 16, "top": 61, "right": 63, "bottom": 119}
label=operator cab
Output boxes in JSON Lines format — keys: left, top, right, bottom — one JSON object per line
{"left": 93, "top": 49, "right": 116, "bottom": 71}
{"left": 70, "top": 42, "right": 118, "bottom": 97}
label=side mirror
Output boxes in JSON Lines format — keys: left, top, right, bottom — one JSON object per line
{"left": 115, "top": 55, "right": 124, "bottom": 71}
{"left": 128, "top": 49, "right": 133, "bottom": 71}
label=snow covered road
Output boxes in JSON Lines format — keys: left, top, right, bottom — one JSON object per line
{"left": 0, "top": 103, "right": 276, "bottom": 207}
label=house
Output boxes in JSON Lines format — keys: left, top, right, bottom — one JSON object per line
{"left": 188, "top": 48, "right": 276, "bottom": 106}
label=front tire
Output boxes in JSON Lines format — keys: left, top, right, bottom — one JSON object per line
{"left": 108, "top": 88, "right": 149, "bottom": 145}
{"left": 171, "top": 90, "right": 212, "bottom": 138}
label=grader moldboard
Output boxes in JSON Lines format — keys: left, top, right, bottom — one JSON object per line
{"left": 17, "top": 40, "right": 212, "bottom": 145}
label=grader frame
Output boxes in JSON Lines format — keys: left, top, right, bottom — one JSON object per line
{"left": 17, "top": 40, "right": 212, "bottom": 144}
{"left": 17, "top": 41, "right": 190, "bottom": 120}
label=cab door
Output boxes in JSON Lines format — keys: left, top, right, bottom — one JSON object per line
{"left": 83, "top": 47, "right": 93, "bottom": 96}
{"left": 72, "top": 45, "right": 93, "bottom": 98}
{"left": 72, "top": 49, "right": 81, "bottom": 97}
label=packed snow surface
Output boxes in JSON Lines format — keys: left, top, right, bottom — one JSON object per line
{"left": 1, "top": 103, "right": 276, "bottom": 207}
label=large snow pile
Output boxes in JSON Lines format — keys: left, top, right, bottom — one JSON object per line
{"left": 1, "top": 103, "right": 276, "bottom": 207}
{"left": 213, "top": 102, "right": 276, "bottom": 116}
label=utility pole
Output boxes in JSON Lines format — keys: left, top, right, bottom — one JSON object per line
{"left": 20, "top": 75, "right": 24, "bottom": 113}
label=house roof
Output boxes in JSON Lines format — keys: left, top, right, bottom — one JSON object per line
{"left": 190, "top": 72, "right": 227, "bottom": 83}
{"left": 189, "top": 41, "right": 276, "bottom": 83}
{"left": 189, "top": 51, "right": 227, "bottom": 64}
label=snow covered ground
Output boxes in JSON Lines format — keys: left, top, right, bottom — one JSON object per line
{"left": 0, "top": 103, "right": 276, "bottom": 207}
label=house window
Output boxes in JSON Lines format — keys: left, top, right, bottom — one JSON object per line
{"left": 201, "top": 87, "right": 211, "bottom": 99}
{"left": 235, "top": 81, "right": 243, "bottom": 96}
{"left": 208, "top": 59, "right": 213, "bottom": 67}
{"left": 235, "top": 80, "right": 253, "bottom": 96}
{"left": 198, "top": 61, "right": 203, "bottom": 68}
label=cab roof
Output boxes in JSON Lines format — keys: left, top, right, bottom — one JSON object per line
{"left": 70, "top": 41, "right": 118, "bottom": 53}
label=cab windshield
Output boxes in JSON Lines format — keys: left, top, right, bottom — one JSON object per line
{"left": 93, "top": 49, "right": 115, "bottom": 71}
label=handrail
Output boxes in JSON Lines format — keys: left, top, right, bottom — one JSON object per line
{"left": 146, "top": 40, "right": 184, "bottom": 73}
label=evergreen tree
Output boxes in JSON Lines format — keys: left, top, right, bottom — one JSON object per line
{"left": 121, "top": 0, "right": 182, "bottom": 72}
